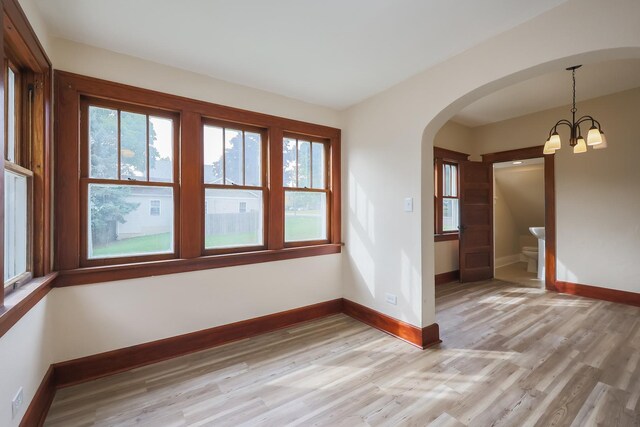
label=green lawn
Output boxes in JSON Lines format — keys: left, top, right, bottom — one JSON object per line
{"left": 92, "top": 232, "right": 173, "bottom": 256}
{"left": 285, "top": 213, "right": 324, "bottom": 241}
{"left": 92, "top": 215, "right": 324, "bottom": 256}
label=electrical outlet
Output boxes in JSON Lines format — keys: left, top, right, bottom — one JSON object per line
{"left": 404, "top": 197, "right": 413, "bottom": 212}
{"left": 12, "top": 387, "right": 23, "bottom": 419}
{"left": 385, "top": 293, "right": 398, "bottom": 305}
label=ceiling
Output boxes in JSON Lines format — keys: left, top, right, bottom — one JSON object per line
{"left": 34, "top": 0, "right": 567, "bottom": 109}
{"left": 454, "top": 59, "right": 640, "bottom": 127}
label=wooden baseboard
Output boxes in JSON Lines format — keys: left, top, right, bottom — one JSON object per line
{"left": 53, "top": 298, "right": 343, "bottom": 388}
{"left": 342, "top": 299, "right": 441, "bottom": 349}
{"left": 20, "top": 366, "right": 55, "bottom": 427}
{"left": 435, "top": 270, "right": 459, "bottom": 286}
{"left": 555, "top": 281, "right": 640, "bottom": 307}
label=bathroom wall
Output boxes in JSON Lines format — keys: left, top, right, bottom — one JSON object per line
{"left": 494, "top": 163, "right": 545, "bottom": 265}
{"left": 493, "top": 179, "right": 520, "bottom": 264}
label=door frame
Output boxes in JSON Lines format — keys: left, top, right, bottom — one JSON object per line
{"left": 481, "top": 146, "right": 556, "bottom": 291}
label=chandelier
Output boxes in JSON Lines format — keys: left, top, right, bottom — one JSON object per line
{"left": 543, "top": 65, "right": 607, "bottom": 155}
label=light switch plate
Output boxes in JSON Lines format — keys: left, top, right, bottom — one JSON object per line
{"left": 404, "top": 197, "right": 413, "bottom": 212}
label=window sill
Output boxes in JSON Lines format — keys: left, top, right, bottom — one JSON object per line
{"left": 0, "top": 272, "right": 58, "bottom": 339}
{"left": 434, "top": 233, "right": 459, "bottom": 242}
{"left": 54, "top": 243, "right": 343, "bottom": 287}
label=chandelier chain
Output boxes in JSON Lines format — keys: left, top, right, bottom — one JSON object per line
{"left": 571, "top": 68, "right": 577, "bottom": 114}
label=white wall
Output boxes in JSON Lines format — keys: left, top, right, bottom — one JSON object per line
{"left": 51, "top": 255, "right": 341, "bottom": 361}
{"left": 50, "top": 38, "right": 341, "bottom": 129}
{"left": 0, "top": 296, "right": 54, "bottom": 427}
{"left": 342, "top": 0, "right": 640, "bottom": 328}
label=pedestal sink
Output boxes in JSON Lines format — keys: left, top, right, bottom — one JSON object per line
{"left": 529, "top": 227, "right": 545, "bottom": 280}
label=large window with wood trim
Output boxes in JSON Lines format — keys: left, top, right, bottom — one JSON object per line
{"left": 202, "top": 120, "right": 266, "bottom": 252}
{"left": 434, "top": 147, "right": 468, "bottom": 240}
{"left": 55, "top": 72, "right": 341, "bottom": 284}
{"left": 80, "top": 99, "right": 179, "bottom": 264}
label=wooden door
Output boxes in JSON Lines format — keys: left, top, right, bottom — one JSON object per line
{"left": 459, "top": 161, "right": 494, "bottom": 282}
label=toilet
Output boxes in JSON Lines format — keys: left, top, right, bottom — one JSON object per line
{"left": 522, "top": 246, "right": 538, "bottom": 273}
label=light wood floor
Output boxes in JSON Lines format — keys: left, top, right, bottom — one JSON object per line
{"left": 45, "top": 280, "right": 640, "bottom": 426}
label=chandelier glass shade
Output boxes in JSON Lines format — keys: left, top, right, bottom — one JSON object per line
{"left": 543, "top": 65, "right": 607, "bottom": 155}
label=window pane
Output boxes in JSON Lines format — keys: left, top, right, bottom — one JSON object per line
{"left": 443, "top": 164, "right": 451, "bottom": 196}
{"left": 285, "top": 191, "right": 327, "bottom": 242}
{"left": 88, "top": 184, "right": 174, "bottom": 259}
{"left": 149, "top": 116, "right": 173, "bottom": 182}
{"left": 225, "top": 129, "right": 243, "bottom": 185}
{"left": 443, "top": 198, "right": 459, "bottom": 232}
{"left": 244, "top": 131, "right": 261, "bottom": 187}
{"left": 89, "top": 106, "right": 118, "bottom": 179}
{"left": 283, "top": 137, "right": 297, "bottom": 187}
{"left": 298, "top": 140, "right": 311, "bottom": 188}
{"left": 204, "top": 188, "right": 263, "bottom": 249}
{"left": 7, "top": 68, "right": 16, "bottom": 162}
{"left": 120, "top": 111, "right": 147, "bottom": 180}
{"left": 203, "top": 125, "right": 224, "bottom": 184}
{"left": 311, "top": 142, "right": 325, "bottom": 189}
{"left": 4, "top": 170, "right": 28, "bottom": 283}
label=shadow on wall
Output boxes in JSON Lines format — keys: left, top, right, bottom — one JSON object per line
{"left": 344, "top": 165, "right": 422, "bottom": 324}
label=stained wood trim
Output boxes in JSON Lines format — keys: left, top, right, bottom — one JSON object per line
{"left": 421, "top": 323, "right": 441, "bottom": 349}
{"left": 481, "top": 145, "right": 544, "bottom": 163}
{"left": 434, "top": 233, "right": 458, "bottom": 242}
{"left": 19, "top": 365, "right": 55, "bottom": 427}
{"left": 555, "top": 281, "right": 640, "bottom": 307}
{"left": 0, "top": 272, "right": 56, "bottom": 338}
{"left": 434, "top": 146, "right": 469, "bottom": 162}
{"left": 342, "top": 298, "right": 441, "bottom": 349}
{"left": 544, "top": 154, "right": 557, "bottom": 290}
{"left": 435, "top": 270, "right": 460, "bottom": 285}
{"left": 53, "top": 244, "right": 341, "bottom": 287}
{"left": 53, "top": 298, "right": 344, "bottom": 388}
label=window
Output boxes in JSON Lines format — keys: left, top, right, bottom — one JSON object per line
{"left": 81, "top": 100, "right": 178, "bottom": 263}
{"left": 149, "top": 199, "right": 161, "bottom": 216}
{"left": 434, "top": 147, "right": 467, "bottom": 239}
{"left": 441, "top": 163, "right": 459, "bottom": 232}
{"left": 55, "top": 72, "right": 341, "bottom": 285}
{"left": 0, "top": 1, "right": 53, "bottom": 307}
{"left": 4, "top": 62, "right": 33, "bottom": 292}
{"left": 203, "top": 121, "right": 265, "bottom": 251}
{"left": 283, "top": 136, "right": 328, "bottom": 243}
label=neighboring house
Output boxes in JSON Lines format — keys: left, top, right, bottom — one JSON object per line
{"left": 116, "top": 160, "right": 261, "bottom": 240}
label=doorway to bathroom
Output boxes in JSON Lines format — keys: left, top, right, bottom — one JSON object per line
{"left": 476, "top": 146, "right": 556, "bottom": 289}
{"left": 492, "top": 157, "right": 545, "bottom": 287}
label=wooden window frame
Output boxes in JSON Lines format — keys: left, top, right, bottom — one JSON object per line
{"left": 78, "top": 97, "right": 181, "bottom": 267}
{"left": 54, "top": 71, "right": 342, "bottom": 287}
{"left": 0, "top": 0, "right": 52, "bottom": 306}
{"left": 201, "top": 117, "right": 269, "bottom": 256}
{"left": 434, "top": 147, "right": 468, "bottom": 242}
{"left": 283, "top": 132, "right": 331, "bottom": 248}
